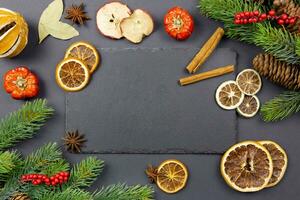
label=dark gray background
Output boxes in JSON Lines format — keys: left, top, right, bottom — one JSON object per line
{"left": 0, "top": 0, "right": 299, "bottom": 199}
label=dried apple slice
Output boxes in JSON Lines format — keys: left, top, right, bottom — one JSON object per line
{"left": 120, "top": 9, "right": 154, "bottom": 43}
{"left": 96, "top": 2, "right": 131, "bottom": 39}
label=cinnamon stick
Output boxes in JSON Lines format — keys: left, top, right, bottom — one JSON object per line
{"left": 186, "top": 27, "right": 224, "bottom": 74}
{"left": 179, "top": 65, "right": 234, "bottom": 86}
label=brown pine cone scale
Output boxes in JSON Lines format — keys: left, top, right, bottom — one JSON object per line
{"left": 253, "top": 53, "right": 300, "bottom": 90}
{"left": 10, "top": 193, "right": 30, "bottom": 200}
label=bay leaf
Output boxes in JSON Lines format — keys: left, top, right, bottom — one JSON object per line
{"left": 38, "top": 0, "right": 79, "bottom": 43}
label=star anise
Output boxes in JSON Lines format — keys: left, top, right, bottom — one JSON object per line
{"left": 145, "top": 165, "right": 158, "bottom": 184}
{"left": 63, "top": 130, "right": 86, "bottom": 153}
{"left": 65, "top": 3, "right": 90, "bottom": 25}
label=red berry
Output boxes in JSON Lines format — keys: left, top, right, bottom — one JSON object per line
{"left": 21, "top": 175, "right": 27, "bottom": 180}
{"left": 289, "top": 18, "right": 296, "bottom": 24}
{"left": 260, "top": 13, "right": 267, "bottom": 19}
{"left": 33, "top": 175, "right": 37, "bottom": 179}
{"left": 234, "top": 19, "right": 241, "bottom": 24}
{"left": 278, "top": 19, "right": 285, "bottom": 25}
{"left": 64, "top": 177, "right": 68, "bottom": 181}
{"left": 249, "top": 18, "right": 253, "bottom": 23}
{"left": 240, "top": 13, "right": 245, "bottom": 18}
{"left": 29, "top": 174, "right": 33, "bottom": 179}
{"left": 51, "top": 181, "right": 56, "bottom": 186}
{"left": 64, "top": 172, "right": 69, "bottom": 177}
{"left": 245, "top": 11, "right": 250, "bottom": 17}
{"left": 253, "top": 18, "right": 258, "bottom": 23}
{"left": 254, "top": 10, "right": 259, "bottom": 16}
{"left": 50, "top": 176, "right": 55, "bottom": 181}
{"left": 235, "top": 14, "right": 241, "bottom": 19}
{"left": 243, "top": 19, "right": 248, "bottom": 24}
{"left": 269, "top": 10, "right": 276, "bottom": 16}
{"left": 46, "top": 182, "right": 51, "bottom": 186}
{"left": 58, "top": 176, "right": 63, "bottom": 180}
{"left": 249, "top": 12, "right": 254, "bottom": 17}
{"left": 36, "top": 179, "right": 42, "bottom": 184}
{"left": 54, "top": 178, "right": 59, "bottom": 183}
{"left": 281, "top": 14, "right": 288, "bottom": 20}
{"left": 37, "top": 175, "right": 43, "bottom": 179}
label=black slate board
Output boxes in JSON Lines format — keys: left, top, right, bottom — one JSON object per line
{"left": 66, "top": 48, "right": 237, "bottom": 153}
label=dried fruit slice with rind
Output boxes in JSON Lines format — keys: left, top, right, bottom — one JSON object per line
{"left": 237, "top": 95, "right": 260, "bottom": 118}
{"left": 65, "top": 41, "right": 100, "bottom": 73}
{"left": 221, "top": 141, "right": 273, "bottom": 192}
{"left": 258, "top": 141, "right": 288, "bottom": 188}
{"left": 236, "top": 69, "right": 262, "bottom": 95}
{"left": 215, "top": 80, "right": 244, "bottom": 110}
{"left": 56, "top": 58, "right": 90, "bottom": 92}
{"left": 156, "top": 159, "right": 188, "bottom": 194}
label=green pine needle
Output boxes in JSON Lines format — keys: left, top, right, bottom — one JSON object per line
{"left": 199, "top": 0, "right": 300, "bottom": 65}
{"left": 0, "top": 99, "right": 54, "bottom": 150}
{"left": 40, "top": 188, "right": 92, "bottom": 200}
{"left": 23, "top": 143, "right": 69, "bottom": 175}
{"left": 94, "top": 184, "right": 154, "bottom": 200}
{"left": 254, "top": 23, "right": 300, "bottom": 64}
{"left": 68, "top": 157, "right": 104, "bottom": 188}
{"left": 261, "top": 91, "right": 300, "bottom": 122}
{"left": 0, "top": 151, "right": 21, "bottom": 181}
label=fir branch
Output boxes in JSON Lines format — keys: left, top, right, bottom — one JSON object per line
{"left": 0, "top": 151, "right": 21, "bottom": 181}
{"left": 199, "top": 0, "right": 300, "bottom": 65}
{"left": 23, "top": 143, "right": 69, "bottom": 175}
{"left": 261, "top": 91, "right": 300, "bottom": 122}
{"left": 254, "top": 23, "right": 300, "bottom": 64}
{"left": 94, "top": 184, "right": 154, "bottom": 200}
{"left": 40, "top": 188, "right": 92, "bottom": 200}
{"left": 68, "top": 157, "right": 104, "bottom": 188}
{"left": 0, "top": 99, "right": 54, "bottom": 150}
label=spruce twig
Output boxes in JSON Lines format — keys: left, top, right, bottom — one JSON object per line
{"left": 199, "top": 0, "right": 300, "bottom": 65}
{"left": 68, "top": 157, "right": 104, "bottom": 188}
{"left": 261, "top": 91, "right": 300, "bottom": 122}
{"left": 254, "top": 23, "right": 300, "bottom": 64}
{"left": 0, "top": 99, "right": 54, "bottom": 150}
{"left": 0, "top": 151, "right": 21, "bottom": 181}
{"left": 94, "top": 184, "right": 154, "bottom": 200}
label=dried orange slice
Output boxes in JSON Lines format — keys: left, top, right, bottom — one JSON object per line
{"left": 221, "top": 141, "right": 273, "bottom": 192}
{"left": 236, "top": 69, "right": 262, "bottom": 95}
{"left": 215, "top": 80, "right": 244, "bottom": 110}
{"left": 237, "top": 95, "right": 260, "bottom": 118}
{"left": 156, "top": 159, "right": 188, "bottom": 194}
{"left": 56, "top": 58, "right": 90, "bottom": 92}
{"left": 258, "top": 141, "right": 288, "bottom": 188}
{"left": 65, "top": 41, "right": 100, "bottom": 73}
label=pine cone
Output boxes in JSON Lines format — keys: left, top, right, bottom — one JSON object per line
{"left": 253, "top": 53, "right": 300, "bottom": 90}
{"left": 274, "top": 0, "right": 300, "bottom": 35}
{"left": 10, "top": 193, "right": 30, "bottom": 200}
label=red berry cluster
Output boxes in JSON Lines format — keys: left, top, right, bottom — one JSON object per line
{"left": 21, "top": 171, "right": 69, "bottom": 186}
{"left": 234, "top": 10, "right": 298, "bottom": 25}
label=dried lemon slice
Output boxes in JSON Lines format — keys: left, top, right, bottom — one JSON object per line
{"left": 215, "top": 80, "right": 244, "bottom": 110}
{"left": 221, "top": 141, "right": 273, "bottom": 192}
{"left": 65, "top": 41, "right": 100, "bottom": 73}
{"left": 56, "top": 58, "right": 90, "bottom": 92}
{"left": 258, "top": 141, "right": 288, "bottom": 188}
{"left": 156, "top": 159, "right": 188, "bottom": 194}
{"left": 237, "top": 95, "right": 260, "bottom": 118}
{"left": 236, "top": 69, "right": 262, "bottom": 95}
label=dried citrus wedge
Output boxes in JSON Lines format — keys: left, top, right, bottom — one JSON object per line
{"left": 236, "top": 69, "right": 262, "bottom": 95}
{"left": 221, "top": 141, "right": 273, "bottom": 192}
{"left": 56, "top": 58, "right": 90, "bottom": 92}
{"left": 215, "top": 80, "right": 244, "bottom": 110}
{"left": 237, "top": 95, "right": 260, "bottom": 118}
{"left": 65, "top": 41, "right": 100, "bottom": 73}
{"left": 156, "top": 159, "right": 188, "bottom": 194}
{"left": 258, "top": 141, "right": 288, "bottom": 188}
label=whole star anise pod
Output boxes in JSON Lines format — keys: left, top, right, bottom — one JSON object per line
{"left": 145, "top": 165, "right": 158, "bottom": 184}
{"left": 63, "top": 130, "right": 86, "bottom": 153}
{"left": 65, "top": 3, "right": 90, "bottom": 25}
